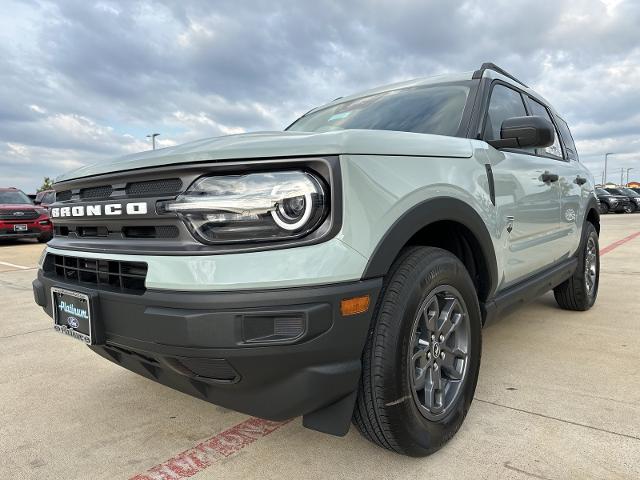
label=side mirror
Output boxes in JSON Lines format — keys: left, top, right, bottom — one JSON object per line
{"left": 487, "top": 116, "right": 554, "bottom": 149}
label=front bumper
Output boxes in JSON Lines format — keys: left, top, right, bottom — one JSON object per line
{"left": 33, "top": 270, "right": 382, "bottom": 431}
{"left": 0, "top": 219, "right": 52, "bottom": 239}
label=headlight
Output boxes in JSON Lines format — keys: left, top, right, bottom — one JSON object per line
{"left": 160, "top": 170, "right": 328, "bottom": 244}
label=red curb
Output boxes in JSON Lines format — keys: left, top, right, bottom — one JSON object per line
{"left": 129, "top": 417, "right": 292, "bottom": 480}
{"left": 600, "top": 231, "right": 640, "bottom": 256}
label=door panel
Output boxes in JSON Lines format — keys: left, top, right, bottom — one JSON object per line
{"left": 556, "top": 160, "right": 589, "bottom": 256}
{"left": 489, "top": 150, "right": 563, "bottom": 286}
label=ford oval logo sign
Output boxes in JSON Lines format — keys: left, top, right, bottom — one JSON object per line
{"left": 13, "top": 211, "right": 25, "bottom": 216}
{"left": 67, "top": 316, "right": 79, "bottom": 329}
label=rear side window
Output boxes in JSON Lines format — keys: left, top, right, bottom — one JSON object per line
{"left": 483, "top": 84, "right": 527, "bottom": 141}
{"left": 555, "top": 116, "right": 579, "bottom": 161}
{"left": 527, "top": 99, "right": 563, "bottom": 160}
{"left": 43, "top": 192, "right": 55, "bottom": 204}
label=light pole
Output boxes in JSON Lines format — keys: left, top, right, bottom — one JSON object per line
{"left": 626, "top": 168, "right": 634, "bottom": 186}
{"left": 146, "top": 133, "right": 160, "bottom": 150}
{"left": 603, "top": 152, "right": 614, "bottom": 185}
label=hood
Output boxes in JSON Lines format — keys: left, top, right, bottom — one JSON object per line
{"left": 0, "top": 204, "right": 37, "bottom": 210}
{"left": 55, "top": 130, "right": 473, "bottom": 182}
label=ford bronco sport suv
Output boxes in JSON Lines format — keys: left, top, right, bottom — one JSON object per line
{"left": 33, "top": 63, "right": 600, "bottom": 456}
{"left": 0, "top": 187, "right": 53, "bottom": 242}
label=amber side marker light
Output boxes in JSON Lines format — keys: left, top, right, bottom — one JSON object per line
{"left": 340, "top": 295, "right": 370, "bottom": 316}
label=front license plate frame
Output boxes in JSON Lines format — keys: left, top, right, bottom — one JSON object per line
{"left": 51, "top": 287, "right": 94, "bottom": 345}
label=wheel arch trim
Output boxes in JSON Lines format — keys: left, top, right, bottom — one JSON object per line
{"left": 361, "top": 197, "right": 499, "bottom": 299}
{"left": 583, "top": 195, "right": 600, "bottom": 234}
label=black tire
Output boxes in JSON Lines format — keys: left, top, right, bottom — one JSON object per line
{"left": 623, "top": 203, "right": 636, "bottom": 214}
{"left": 352, "top": 246, "right": 482, "bottom": 456}
{"left": 37, "top": 233, "right": 52, "bottom": 243}
{"left": 553, "top": 222, "right": 599, "bottom": 311}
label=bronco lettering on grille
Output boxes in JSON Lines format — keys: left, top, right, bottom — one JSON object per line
{"left": 50, "top": 202, "right": 148, "bottom": 218}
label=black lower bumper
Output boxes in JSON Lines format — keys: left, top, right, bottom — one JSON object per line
{"left": 33, "top": 271, "right": 382, "bottom": 435}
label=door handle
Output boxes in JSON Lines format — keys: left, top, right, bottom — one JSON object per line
{"left": 541, "top": 171, "right": 559, "bottom": 183}
{"left": 575, "top": 176, "right": 587, "bottom": 185}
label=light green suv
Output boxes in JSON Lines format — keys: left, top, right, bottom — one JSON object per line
{"left": 33, "top": 63, "right": 600, "bottom": 456}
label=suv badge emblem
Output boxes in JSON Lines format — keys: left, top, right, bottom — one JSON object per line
{"left": 506, "top": 216, "right": 515, "bottom": 234}
{"left": 13, "top": 211, "right": 24, "bottom": 216}
{"left": 67, "top": 317, "right": 79, "bottom": 329}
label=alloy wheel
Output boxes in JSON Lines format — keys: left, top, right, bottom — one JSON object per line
{"left": 408, "top": 285, "right": 470, "bottom": 420}
{"left": 584, "top": 236, "right": 598, "bottom": 296}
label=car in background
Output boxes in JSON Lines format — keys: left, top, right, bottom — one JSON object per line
{"left": 35, "top": 189, "right": 56, "bottom": 210}
{"left": 0, "top": 187, "right": 53, "bottom": 242}
{"left": 605, "top": 187, "right": 640, "bottom": 213}
{"left": 595, "top": 188, "right": 630, "bottom": 213}
{"left": 618, "top": 188, "right": 640, "bottom": 212}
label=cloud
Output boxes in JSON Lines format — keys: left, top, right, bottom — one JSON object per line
{"left": 0, "top": 0, "right": 639, "bottom": 191}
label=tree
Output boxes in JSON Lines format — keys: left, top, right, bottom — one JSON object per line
{"left": 37, "top": 177, "right": 54, "bottom": 192}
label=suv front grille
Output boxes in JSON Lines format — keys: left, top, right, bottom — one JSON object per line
{"left": 54, "top": 224, "right": 180, "bottom": 239}
{"left": 126, "top": 178, "right": 182, "bottom": 196}
{"left": 80, "top": 185, "right": 113, "bottom": 199}
{"left": 46, "top": 254, "right": 147, "bottom": 292}
{"left": 56, "top": 191, "right": 72, "bottom": 201}
{"left": 57, "top": 178, "right": 182, "bottom": 202}
{"left": 0, "top": 209, "right": 39, "bottom": 220}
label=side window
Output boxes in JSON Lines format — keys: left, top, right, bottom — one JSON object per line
{"left": 43, "top": 192, "right": 55, "bottom": 204}
{"left": 483, "top": 84, "right": 527, "bottom": 141}
{"left": 555, "top": 116, "right": 579, "bottom": 161}
{"left": 527, "top": 99, "right": 563, "bottom": 160}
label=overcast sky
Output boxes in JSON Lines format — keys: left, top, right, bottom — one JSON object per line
{"left": 1, "top": 0, "right": 639, "bottom": 192}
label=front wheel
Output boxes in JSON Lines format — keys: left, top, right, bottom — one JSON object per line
{"left": 554, "top": 222, "right": 599, "bottom": 310}
{"left": 623, "top": 203, "right": 637, "bottom": 214}
{"left": 353, "top": 247, "right": 481, "bottom": 456}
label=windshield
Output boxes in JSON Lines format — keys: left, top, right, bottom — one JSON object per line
{"left": 621, "top": 188, "right": 639, "bottom": 197}
{"left": 0, "top": 191, "right": 33, "bottom": 205}
{"left": 287, "top": 83, "right": 471, "bottom": 137}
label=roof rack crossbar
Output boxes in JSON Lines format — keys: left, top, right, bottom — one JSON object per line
{"left": 472, "top": 62, "right": 528, "bottom": 88}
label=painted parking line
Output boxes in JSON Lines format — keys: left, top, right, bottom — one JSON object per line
{"left": 129, "top": 417, "right": 292, "bottom": 480}
{"left": 600, "top": 231, "right": 640, "bottom": 256}
{"left": 0, "top": 260, "right": 32, "bottom": 270}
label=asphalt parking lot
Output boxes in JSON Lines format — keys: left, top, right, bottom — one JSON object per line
{"left": 1, "top": 214, "right": 639, "bottom": 480}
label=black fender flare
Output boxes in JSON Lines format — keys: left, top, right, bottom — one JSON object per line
{"left": 361, "top": 197, "right": 499, "bottom": 300}
{"left": 583, "top": 194, "right": 600, "bottom": 233}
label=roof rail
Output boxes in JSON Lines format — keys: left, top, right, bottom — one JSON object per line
{"left": 472, "top": 62, "right": 528, "bottom": 88}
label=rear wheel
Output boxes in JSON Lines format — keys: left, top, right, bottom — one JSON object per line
{"left": 353, "top": 246, "right": 481, "bottom": 456}
{"left": 37, "top": 233, "right": 52, "bottom": 243}
{"left": 554, "top": 222, "right": 599, "bottom": 311}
